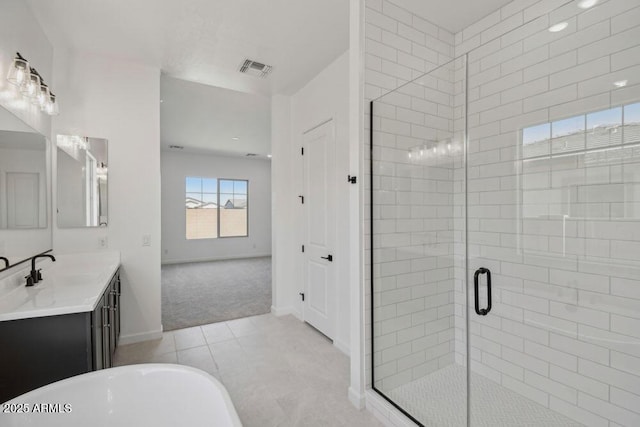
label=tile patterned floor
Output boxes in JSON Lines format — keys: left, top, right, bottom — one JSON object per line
{"left": 386, "top": 364, "right": 582, "bottom": 427}
{"left": 114, "top": 314, "right": 383, "bottom": 427}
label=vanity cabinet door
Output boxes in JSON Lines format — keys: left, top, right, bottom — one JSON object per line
{"left": 101, "top": 291, "right": 112, "bottom": 368}
{"left": 113, "top": 274, "right": 121, "bottom": 347}
{"left": 91, "top": 297, "right": 105, "bottom": 370}
{"left": 92, "top": 269, "right": 120, "bottom": 370}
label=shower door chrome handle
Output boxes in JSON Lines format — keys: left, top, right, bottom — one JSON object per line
{"left": 474, "top": 267, "right": 492, "bottom": 316}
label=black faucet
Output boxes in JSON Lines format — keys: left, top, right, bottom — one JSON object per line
{"left": 0, "top": 257, "right": 8, "bottom": 269}
{"left": 26, "top": 254, "right": 56, "bottom": 287}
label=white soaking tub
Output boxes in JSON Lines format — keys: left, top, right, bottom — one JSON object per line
{"left": 1, "top": 364, "right": 242, "bottom": 426}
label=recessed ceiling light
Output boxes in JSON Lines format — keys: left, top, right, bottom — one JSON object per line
{"left": 548, "top": 22, "right": 569, "bottom": 32}
{"left": 614, "top": 80, "right": 628, "bottom": 88}
{"left": 232, "top": 137, "right": 239, "bottom": 140}
{"left": 577, "top": 0, "right": 598, "bottom": 9}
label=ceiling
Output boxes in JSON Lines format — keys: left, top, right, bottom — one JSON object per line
{"left": 160, "top": 75, "right": 270, "bottom": 156}
{"left": 26, "top": 0, "right": 349, "bottom": 96}
{"left": 392, "top": 0, "right": 515, "bottom": 33}
{"left": 24, "top": 0, "right": 520, "bottom": 97}
{"left": 24, "top": 0, "right": 517, "bottom": 156}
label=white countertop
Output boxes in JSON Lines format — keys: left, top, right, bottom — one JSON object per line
{"left": 0, "top": 251, "right": 120, "bottom": 322}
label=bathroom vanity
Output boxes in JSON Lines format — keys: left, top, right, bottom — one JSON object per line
{"left": 0, "top": 252, "right": 121, "bottom": 403}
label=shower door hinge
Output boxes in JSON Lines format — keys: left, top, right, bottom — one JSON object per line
{"left": 299, "top": 292, "right": 305, "bottom": 302}
{"left": 348, "top": 175, "right": 357, "bottom": 184}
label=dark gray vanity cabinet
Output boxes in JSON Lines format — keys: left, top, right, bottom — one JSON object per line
{"left": 91, "top": 270, "right": 121, "bottom": 370}
{"left": 0, "top": 268, "right": 121, "bottom": 403}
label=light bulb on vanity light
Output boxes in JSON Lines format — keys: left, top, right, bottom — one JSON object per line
{"left": 45, "top": 92, "right": 59, "bottom": 116}
{"left": 6, "top": 53, "right": 30, "bottom": 87}
{"left": 33, "top": 83, "right": 49, "bottom": 108}
{"left": 20, "top": 70, "right": 40, "bottom": 99}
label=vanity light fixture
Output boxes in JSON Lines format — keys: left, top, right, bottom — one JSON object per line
{"left": 548, "top": 22, "right": 569, "bottom": 32}
{"left": 577, "top": 0, "right": 598, "bottom": 9}
{"left": 6, "top": 52, "right": 59, "bottom": 116}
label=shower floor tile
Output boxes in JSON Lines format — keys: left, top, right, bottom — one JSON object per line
{"left": 386, "top": 364, "right": 583, "bottom": 427}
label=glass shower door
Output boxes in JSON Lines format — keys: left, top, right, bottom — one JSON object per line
{"left": 465, "top": 1, "right": 640, "bottom": 426}
{"left": 370, "top": 57, "right": 468, "bottom": 426}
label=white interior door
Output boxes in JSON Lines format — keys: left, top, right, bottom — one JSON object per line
{"left": 6, "top": 172, "right": 39, "bottom": 229}
{"left": 302, "top": 120, "right": 336, "bottom": 339}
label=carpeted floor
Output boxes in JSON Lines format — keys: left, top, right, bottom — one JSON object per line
{"left": 161, "top": 256, "right": 272, "bottom": 331}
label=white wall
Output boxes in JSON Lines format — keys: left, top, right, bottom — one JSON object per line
{"left": 271, "top": 94, "right": 294, "bottom": 315}
{"left": 161, "top": 151, "right": 272, "bottom": 264}
{"left": 271, "top": 50, "right": 351, "bottom": 352}
{"left": 52, "top": 48, "right": 162, "bottom": 343}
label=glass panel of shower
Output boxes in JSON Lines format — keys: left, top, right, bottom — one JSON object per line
{"left": 371, "top": 56, "right": 468, "bottom": 426}
{"left": 371, "top": 1, "right": 640, "bottom": 426}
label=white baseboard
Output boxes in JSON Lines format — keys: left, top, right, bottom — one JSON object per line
{"left": 119, "top": 328, "right": 163, "bottom": 345}
{"left": 270, "top": 305, "right": 295, "bottom": 316}
{"left": 334, "top": 339, "right": 350, "bottom": 356}
{"left": 161, "top": 252, "right": 271, "bottom": 265}
{"left": 348, "top": 386, "right": 365, "bottom": 410}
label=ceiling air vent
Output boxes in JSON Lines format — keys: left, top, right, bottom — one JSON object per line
{"left": 169, "top": 145, "right": 184, "bottom": 150}
{"left": 239, "top": 59, "right": 273, "bottom": 78}
{"left": 246, "top": 153, "right": 258, "bottom": 157}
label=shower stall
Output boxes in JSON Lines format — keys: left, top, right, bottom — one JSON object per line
{"left": 369, "top": 1, "right": 640, "bottom": 426}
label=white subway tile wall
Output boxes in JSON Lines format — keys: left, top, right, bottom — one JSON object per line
{"left": 367, "top": 0, "right": 640, "bottom": 425}
{"left": 365, "top": 0, "right": 457, "bottom": 397}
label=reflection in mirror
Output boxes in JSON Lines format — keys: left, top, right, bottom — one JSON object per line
{"left": 56, "top": 135, "right": 108, "bottom": 228}
{"left": 0, "top": 107, "right": 50, "bottom": 271}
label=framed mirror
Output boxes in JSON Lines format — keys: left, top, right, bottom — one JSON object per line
{"left": 56, "top": 135, "right": 108, "bottom": 228}
{"left": 0, "top": 107, "right": 51, "bottom": 272}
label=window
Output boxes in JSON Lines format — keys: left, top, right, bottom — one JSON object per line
{"left": 185, "top": 177, "right": 248, "bottom": 239}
